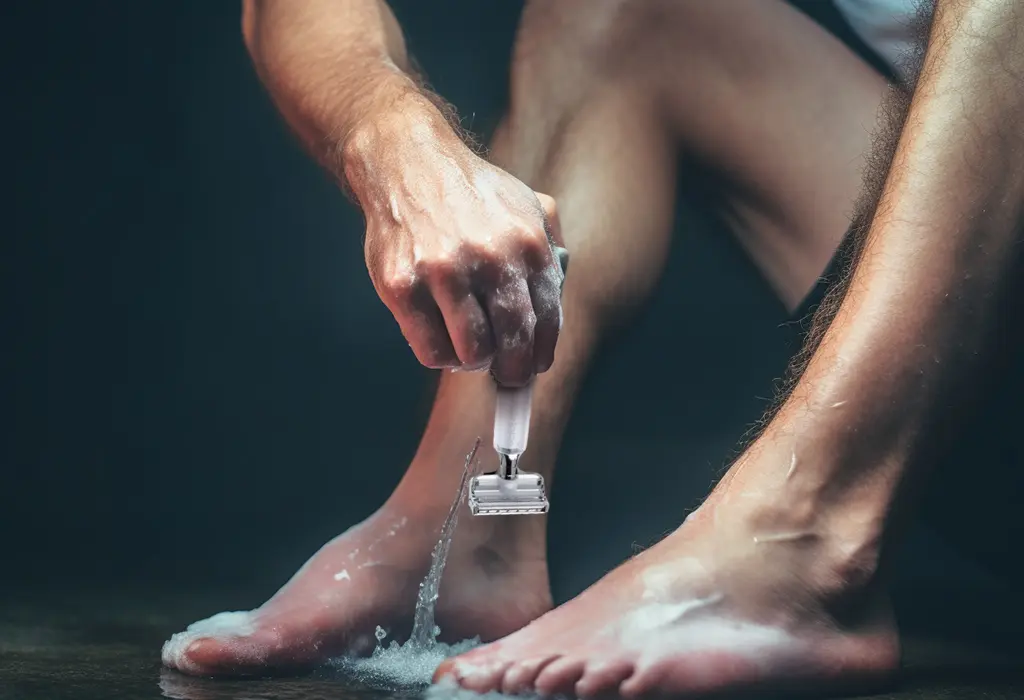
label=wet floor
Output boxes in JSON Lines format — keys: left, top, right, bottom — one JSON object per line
{"left": 2, "top": 587, "right": 1024, "bottom": 700}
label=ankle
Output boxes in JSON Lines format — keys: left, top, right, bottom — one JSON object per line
{"left": 720, "top": 438, "right": 889, "bottom": 598}
{"left": 737, "top": 409, "right": 906, "bottom": 534}
{"left": 454, "top": 507, "right": 548, "bottom": 561}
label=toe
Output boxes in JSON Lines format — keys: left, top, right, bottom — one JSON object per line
{"left": 433, "top": 648, "right": 509, "bottom": 693}
{"left": 534, "top": 655, "right": 586, "bottom": 697}
{"left": 501, "top": 655, "right": 560, "bottom": 695}
{"left": 164, "top": 626, "right": 291, "bottom": 677}
{"left": 620, "top": 660, "right": 674, "bottom": 699}
{"left": 169, "top": 636, "right": 257, "bottom": 676}
{"left": 432, "top": 657, "right": 459, "bottom": 684}
{"left": 461, "top": 659, "right": 515, "bottom": 694}
{"left": 162, "top": 611, "right": 266, "bottom": 676}
{"left": 575, "top": 659, "right": 636, "bottom": 699}
{"left": 163, "top": 635, "right": 240, "bottom": 676}
{"left": 162, "top": 634, "right": 211, "bottom": 675}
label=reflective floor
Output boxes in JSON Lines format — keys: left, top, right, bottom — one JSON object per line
{"left": 2, "top": 587, "right": 1024, "bottom": 700}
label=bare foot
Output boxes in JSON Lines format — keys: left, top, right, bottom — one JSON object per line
{"left": 434, "top": 446, "right": 900, "bottom": 698}
{"left": 162, "top": 499, "right": 551, "bottom": 676}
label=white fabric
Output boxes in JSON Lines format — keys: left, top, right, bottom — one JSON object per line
{"left": 833, "top": 0, "right": 922, "bottom": 82}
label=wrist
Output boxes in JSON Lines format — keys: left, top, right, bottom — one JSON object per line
{"left": 339, "top": 87, "right": 469, "bottom": 210}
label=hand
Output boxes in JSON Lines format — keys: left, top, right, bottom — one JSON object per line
{"left": 360, "top": 145, "right": 566, "bottom": 387}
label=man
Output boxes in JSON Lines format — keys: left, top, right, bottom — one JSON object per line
{"left": 164, "top": 0, "right": 1023, "bottom": 697}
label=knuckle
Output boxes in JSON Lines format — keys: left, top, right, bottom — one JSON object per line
{"left": 456, "top": 241, "right": 492, "bottom": 271}
{"left": 499, "top": 310, "right": 536, "bottom": 351}
{"left": 488, "top": 288, "right": 515, "bottom": 314}
{"left": 415, "top": 251, "right": 459, "bottom": 280}
{"left": 537, "top": 192, "right": 560, "bottom": 226}
{"left": 513, "top": 223, "right": 551, "bottom": 266}
{"left": 382, "top": 270, "right": 420, "bottom": 301}
{"left": 521, "top": 222, "right": 550, "bottom": 249}
{"left": 535, "top": 300, "right": 561, "bottom": 329}
{"left": 489, "top": 291, "right": 530, "bottom": 327}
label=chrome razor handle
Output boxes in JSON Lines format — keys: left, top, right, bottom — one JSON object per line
{"left": 498, "top": 452, "right": 518, "bottom": 480}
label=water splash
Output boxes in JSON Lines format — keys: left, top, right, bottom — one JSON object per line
{"left": 410, "top": 438, "right": 481, "bottom": 646}
{"left": 334, "top": 439, "right": 484, "bottom": 689}
{"left": 342, "top": 632, "right": 480, "bottom": 690}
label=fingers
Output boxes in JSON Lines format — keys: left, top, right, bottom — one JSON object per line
{"left": 483, "top": 275, "right": 537, "bottom": 387}
{"left": 482, "top": 196, "right": 561, "bottom": 385}
{"left": 432, "top": 276, "right": 495, "bottom": 370}
{"left": 419, "top": 259, "right": 548, "bottom": 383}
{"left": 370, "top": 189, "right": 568, "bottom": 379}
{"left": 389, "top": 263, "right": 558, "bottom": 381}
{"left": 529, "top": 192, "right": 566, "bottom": 373}
{"left": 403, "top": 300, "right": 460, "bottom": 369}
{"left": 377, "top": 272, "right": 459, "bottom": 369}
{"left": 528, "top": 266, "right": 562, "bottom": 374}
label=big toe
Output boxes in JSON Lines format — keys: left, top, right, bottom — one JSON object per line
{"left": 433, "top": 645, "right": 511, "bottom": 693}
{"left": 162, "top": 611, "right": 292, "bottom": 677}
{"left": 432, "top": 657, "right": 459, "bottom": 684}
{"left": 163, "top": 635, "right": 261, "bottom": 676}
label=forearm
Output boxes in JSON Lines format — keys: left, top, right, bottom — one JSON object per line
{"left": 242, "top": 0, "right": 465, "bottom": 196}
{"left": 781, "top": 0, "right": 1024, "bottom": 469}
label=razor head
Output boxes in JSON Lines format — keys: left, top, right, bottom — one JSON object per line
{"left": 469, "top": 472, "right": 549, "bottom": 516}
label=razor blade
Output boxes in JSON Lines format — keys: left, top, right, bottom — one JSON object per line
{"left": 469, "top": 454, "right": 549, "bottom": 515}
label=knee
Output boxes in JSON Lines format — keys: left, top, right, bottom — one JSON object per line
{"left": 508, "top": 0, "right": 660, "bottom": 105}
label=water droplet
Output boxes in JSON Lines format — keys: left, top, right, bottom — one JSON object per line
{"left": 375, "top": 626, "right": 387, "bottom": 641}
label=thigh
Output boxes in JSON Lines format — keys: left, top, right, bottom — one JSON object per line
{"left": 645, "top": 0, "right": 891, "bottom": 310}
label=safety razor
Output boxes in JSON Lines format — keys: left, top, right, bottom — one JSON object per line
{"left": 468, "top": 246, "right": 568, "bottom": 517}
{"left": 468, "top": 381, "right": 549, "bottom": 515}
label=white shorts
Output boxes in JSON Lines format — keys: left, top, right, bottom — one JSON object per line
{"left": 833, "top": 0, "right": 921, "bottom": 82}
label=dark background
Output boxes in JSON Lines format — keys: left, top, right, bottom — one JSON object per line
{"left": 3, "top": 0, "right": 1020, "bottom": 640}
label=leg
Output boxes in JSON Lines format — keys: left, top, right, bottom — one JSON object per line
{"left": 161, "top": 4, "right": 680, "bottom": 677}
{"left": 436, "top": 1, "right": 900, "bottom": 696}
